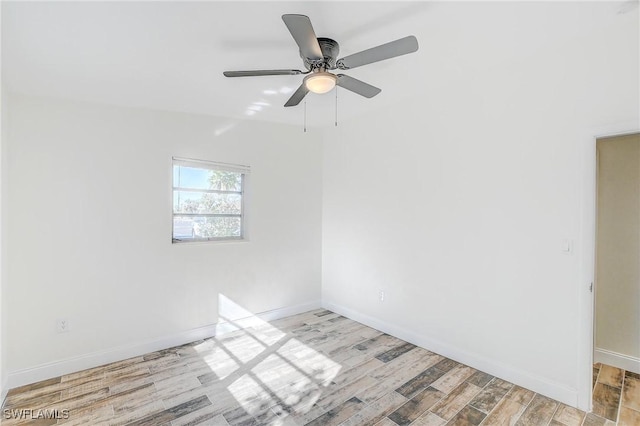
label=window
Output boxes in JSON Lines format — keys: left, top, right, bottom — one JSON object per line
{"left": 172, "top": 157, "right": 249, "bottom": 243}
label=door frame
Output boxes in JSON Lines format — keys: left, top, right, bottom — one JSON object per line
{"left": 577, "top": 121, "right": 639, "bottom": 411}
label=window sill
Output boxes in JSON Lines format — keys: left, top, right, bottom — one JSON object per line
{"left": 172, "top": 237, "right": 248, "bottom": 245}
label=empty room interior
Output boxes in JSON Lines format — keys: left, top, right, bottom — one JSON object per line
{"left": 0, "top": 1, "right": 639, "bottom": 425}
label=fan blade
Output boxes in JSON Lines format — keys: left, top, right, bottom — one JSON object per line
{"left": 284, "top": 83, "right": 309, "bottom": 107}
{"left": 336, "top": 74, "right": 381, "bottom": 98}
{"left": 282, "top": 14, "right": 323, "bottom": 61}
{"left": 337, "top": 36, "right": 419, "bottom": 70}
{"left": 223, "top": 69, "right": 303, "bottom": 77}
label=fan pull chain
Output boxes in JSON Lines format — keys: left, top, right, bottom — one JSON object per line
{"left": 335, "top": 87, "right": 338, "bottom": 127}
{"left": 304, "top": 101, "right": 307, "bottom": 133}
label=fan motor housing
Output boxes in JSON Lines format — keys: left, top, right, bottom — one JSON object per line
{"left": 302, "top": 37, "right": 340, "bottom": 70}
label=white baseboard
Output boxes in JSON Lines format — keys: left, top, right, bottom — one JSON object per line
{"left": 595, "top": 347, "right": 640, "bottom": 374}
{"left": 6, "top": 300, "right": 321, "bottom": 392}
{"left": 322, "top": 300, "right": 579, "bottom": 408}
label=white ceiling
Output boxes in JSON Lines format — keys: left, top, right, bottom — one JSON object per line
{"left": 2, "top": 1, "right": 635, "bottom": 127}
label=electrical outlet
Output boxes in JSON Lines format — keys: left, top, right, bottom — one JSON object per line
{"left": 56, "top": 318, "right": 70, "bottom": 333}
{"left": 379, "top": 290, "right": 385, "bottom": 302}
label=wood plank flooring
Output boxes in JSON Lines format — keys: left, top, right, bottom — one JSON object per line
{"left": 592, "top": 363, "right": 640, "bottom": 425}
{"left": 1, "top": 310, "right": 637, "bottom": 425}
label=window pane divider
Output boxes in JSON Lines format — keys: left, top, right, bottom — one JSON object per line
{"left": 173, "top": 187, "right": 242, "bottom": 195}
{"left": 173, "top": 213, "right": 241, "bottom": 218}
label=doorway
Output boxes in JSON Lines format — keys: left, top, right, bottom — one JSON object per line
{"left": 592, "top": 132, "right": 640, "bottom": 422}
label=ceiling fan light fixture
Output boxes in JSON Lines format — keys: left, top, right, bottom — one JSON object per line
{"left": 304, "top": 72, "right": 337, "bottom": 94}
{"left": 223, "top": 15, "right": 419, "bottom": 107}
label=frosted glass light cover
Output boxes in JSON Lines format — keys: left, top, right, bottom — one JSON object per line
{"left": 305, "top": 72, "right": 337, "bottom": 94}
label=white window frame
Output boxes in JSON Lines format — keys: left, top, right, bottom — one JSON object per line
{"left": 172, "top": 157, "right": 250, "bottom": 243}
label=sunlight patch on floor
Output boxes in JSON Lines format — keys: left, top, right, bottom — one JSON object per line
{"left": 201, "top": 347, "right": 239, "bottom": 380}
{"left": 213, "top": 295, "right": 342, "bottom": 418}
{"left": 277, "top": 338, "right": 342, "bottom": 387}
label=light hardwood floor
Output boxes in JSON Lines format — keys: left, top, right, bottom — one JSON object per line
{"left": 592, "top": 363, "right": 640, "bottom": 424}
{"left": 1, "top": 309, "right": 637, "bottom": 425}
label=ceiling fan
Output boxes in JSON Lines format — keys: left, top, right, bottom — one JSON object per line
{"left": 223, "top": 14, "right": 419, "bottom": 107}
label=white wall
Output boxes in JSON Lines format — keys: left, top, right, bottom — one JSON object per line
{"left": 322, "top": 5, "right": 639, "bottom": 409}
{"left": 0, "top": 91, "right": 5, "bottom": 402}
{"left": 1, "top": 0, "right": 6, "bottom": 402}
{"left": 4, "top": 94, "right": 322, "bottom": 384}
{"left": 595, "top": 134, "right": 640, "bottom": 372}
